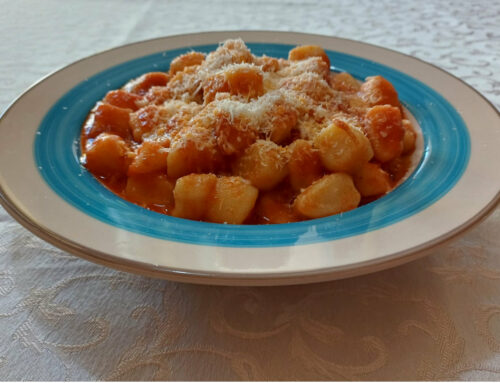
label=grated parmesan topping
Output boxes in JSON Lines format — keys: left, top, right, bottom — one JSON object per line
{"left": 277, "top": 56, "right": 328, "bottom": 78}
{"left": 128, "top": 39, "right": 371, "bottom": 154}
{"left": 220, "top": 62, "right": 262, "bottom": 74}
{"left": 214, "top": 90, "right": 285, "bottom": 123}
{"left": 82, "top": 38, "right": 416, "bottom": 225}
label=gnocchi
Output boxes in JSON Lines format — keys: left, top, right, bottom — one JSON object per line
{"left": 172, "top": 174, "right": 217, "bottom": 220}
{"left": 314, "top": 119, "right": 373, "bottom": 174}
{"left": 293, "top": 173, "right": 361, "bottom": 219}
{"left": 205, "top": 176, "right": 259, "bottom": 224}
{"left": 80, "top": 39, "right": 417, "bottom": 224}
{"left": 233, "top": 140, "right": 289, "bottom": 191}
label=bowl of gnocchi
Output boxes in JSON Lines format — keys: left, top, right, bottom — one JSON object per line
{"left": 0, "top": 31, "right": 498, "bottom": 285}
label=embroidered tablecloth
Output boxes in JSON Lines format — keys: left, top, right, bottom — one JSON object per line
{"left": 1, "top": 0, "right": 499, "bottom": 380}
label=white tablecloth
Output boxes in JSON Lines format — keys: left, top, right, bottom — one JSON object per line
{"left": 1, "top": 0, "right": 499, "bottom": 380}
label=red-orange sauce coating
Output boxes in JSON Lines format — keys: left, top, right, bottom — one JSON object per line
{"left": 80, "top": 40, "right": 416, "bottom": 224}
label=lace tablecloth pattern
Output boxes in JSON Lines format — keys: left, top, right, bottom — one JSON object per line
{"left": 0, "top": 0, "right": 499, "bottom": 380}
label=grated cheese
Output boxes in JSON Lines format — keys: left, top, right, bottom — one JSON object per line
{"left": 82, "top": 38, "right": 416, "bottom": 225}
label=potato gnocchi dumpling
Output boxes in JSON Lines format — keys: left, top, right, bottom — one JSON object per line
{"left": 125, "top": 173, "right": 174, "bottom": 206}
{"left": 293, "top": 173, "right": 361, "bottom": 219}
{"left": 80, "top": 39, "right": 417, "bottom": 224}
{"left": 313, "top": 119, "right": 373, "bottom": 174}
{"left": 287, "top": 139, "right": 323, "bottom": 191}
{"left": 205, "top": 177, "right": 259, "bottom": 224}
{"left": 233, "top": 140, "right": 289, "bottom": 191}
{"left": 172, "top": 173, "right": 217, "bottom": 220}
{"left": 353, "top": 163, "right": 391, "bottom": 197}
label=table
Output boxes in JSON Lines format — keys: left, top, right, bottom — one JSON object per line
{"left": 1, "top": 0, "right": 499, "bottom": 380}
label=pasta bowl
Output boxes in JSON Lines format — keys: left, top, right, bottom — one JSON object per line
{"left": 0, "top": 31, "right": 499, "bottom": 285}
